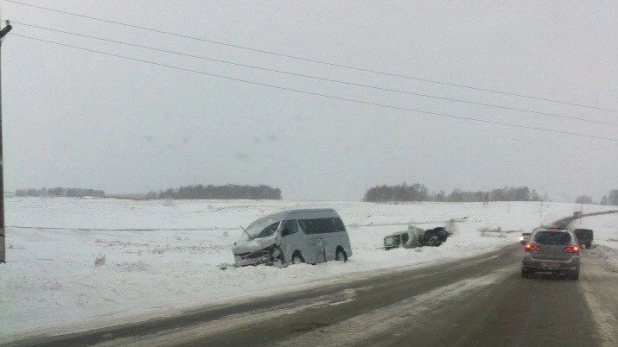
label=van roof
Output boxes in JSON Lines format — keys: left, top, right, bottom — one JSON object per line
{"left": 283, "top": 208, "right": 336, "bottom": 213}
{"left": 255, "top": 208, "right": 340, "bottom": 222}
{"left": 284, "top": 208, "right": 339, "bottom": 219}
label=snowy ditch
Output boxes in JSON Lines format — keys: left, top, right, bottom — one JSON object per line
{"left": 0, "top": 197, "right": 616, "bottom": 338}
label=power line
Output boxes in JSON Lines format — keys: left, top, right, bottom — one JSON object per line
{"left": 11, "top": 33, "right": 618, "bottom": 143}
{"left": 13, "top": 21, "right": 618, "bottom": 128}
{"left": 7, "top": 0, "right": 618, "bottom": 114}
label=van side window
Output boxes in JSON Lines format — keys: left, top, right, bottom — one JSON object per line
{"left": 299, "top": 219, "right": 313, "bottom": 234}
{"left": 299, "top": 218, "right": 344, "bottom": 234}
{"left": 301, "top": 219, "right": 320, "bottom": 234}
{"left": 333, "top": 218, "right": 346, "bottom": 231}
{"left": 282, "top": 220, "right": 298, "bottom": 236}
{"left": 298, "top": 220, "right": 308, "bottom": 233}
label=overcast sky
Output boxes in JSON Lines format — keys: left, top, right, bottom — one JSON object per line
{"left": 1, "top": 0, "right": 617, "bottom": 201}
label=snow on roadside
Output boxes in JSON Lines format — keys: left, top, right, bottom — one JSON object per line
{"left": 0, "top": 197, "right": 613, "bottom": 338}
{"left": 575, "top": 213, "right": 618, "bottom": 268}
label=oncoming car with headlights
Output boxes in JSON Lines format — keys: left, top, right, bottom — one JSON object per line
{"left": 521, "top": 227, "right": 580, "bottom": 280}
{"left": 518, "top": 232, "right": 531, "bottom": 245}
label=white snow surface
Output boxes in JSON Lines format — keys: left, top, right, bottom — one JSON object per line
{"left": 0, "top": 197, "right": 615, "bottom": 338}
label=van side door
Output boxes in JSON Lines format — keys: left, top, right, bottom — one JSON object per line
{"left": 298, "top": 219, "right": 327, "bottom": 264}
{"left": 280, "top": 219, "right": 305, "bottom": 263}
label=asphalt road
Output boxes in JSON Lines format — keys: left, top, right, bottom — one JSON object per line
{"left": 8, "top": 242, "right": 618, "bottom": 347}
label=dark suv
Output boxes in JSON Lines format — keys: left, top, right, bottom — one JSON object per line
{"left": 521, "top": 227, "right": 580, "bottom": 280}
{"left": 574, "top": 228, "right": 593, "bottom": 248}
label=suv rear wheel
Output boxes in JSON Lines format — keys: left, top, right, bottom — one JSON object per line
{"left": 568, "top": 270, "right": 579, "bottom": 280}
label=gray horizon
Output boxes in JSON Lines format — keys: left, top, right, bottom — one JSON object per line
{"left": 2, "top": 0, "right": 617, "bottom": 202}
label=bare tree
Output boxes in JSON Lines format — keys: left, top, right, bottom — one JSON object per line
{"left": 575, "top": 195, "right": 593, "bottom": 204}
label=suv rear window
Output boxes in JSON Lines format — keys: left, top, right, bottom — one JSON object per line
{"left": 533, "top": 231, "right": 571, "bottom": 245}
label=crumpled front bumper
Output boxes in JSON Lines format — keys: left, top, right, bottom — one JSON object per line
{"left": 233, "top": 247, "right": 275, "bottom": 266}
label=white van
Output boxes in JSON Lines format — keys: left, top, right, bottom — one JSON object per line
{"left": 232, "top": 209, "right": 352, "bottom": 266}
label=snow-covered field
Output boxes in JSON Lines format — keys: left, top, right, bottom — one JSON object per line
{"left": 0, "top": 197, "right": 616, "bottom": 339}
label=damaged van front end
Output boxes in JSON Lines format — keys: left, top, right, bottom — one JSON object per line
{"left": 231, "top": 208, "right": 353, "bottom": 267}
{"left": 232, "top": 235, "right": 281, "bottom": 266}
{"left": 232, "top": 212, "right": 284, "bottom": 266}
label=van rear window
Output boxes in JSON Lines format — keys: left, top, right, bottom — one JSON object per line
{"left": 533, "top": 231, "right": 571, "bottom": 245}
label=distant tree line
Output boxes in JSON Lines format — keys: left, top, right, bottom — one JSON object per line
{"left": 363, "top": 183, "right": 542, "bottom": 203}
{"left": 363, "top": 183, "right": 430, "bottom": 202}
{"left": 600, "top": 190, "right": 618, "bottom": 206}
{"left": 446, "top": 186, "right": 542, "bottom": 202}
{"left": 574, "top": 195, "right": 593, "bottom": 204}
{"left": 146, "top": 184, "right": 282, "bottom": 200}
{"left": 15, "top": 187, "right": 105, "bottom": 198}
{"left": 574, "top": 190, "right": 618, "bottom": 205}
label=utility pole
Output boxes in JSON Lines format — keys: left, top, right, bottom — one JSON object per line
{"left": 0, "top": 20, "right": 12, "bottom": 264}
{"left": 580, "top": 203, "right": 583, "bottom": 225}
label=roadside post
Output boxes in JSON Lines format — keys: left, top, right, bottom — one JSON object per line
{"left": 0, "top": 20, "right": 12, "bottom": 264}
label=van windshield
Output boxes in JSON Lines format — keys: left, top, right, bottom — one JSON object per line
{"left": 243, "top": 217, "right": 281, "bottom": 241}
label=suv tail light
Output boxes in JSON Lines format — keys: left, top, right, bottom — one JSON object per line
{"left": 525, "top": 243, "right": 541, "bottom": 252}
{"left": 564, "top": 245, "right": 580, "bottom": 254}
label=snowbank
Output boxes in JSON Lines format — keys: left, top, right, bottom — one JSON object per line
{"left": 0, "top": 197, "right": 613, "bottom": 338}
{"left": 575, "top": 213, "right": 618, "bottom": 268}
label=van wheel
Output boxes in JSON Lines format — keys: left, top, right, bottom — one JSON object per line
{"left": 521, "top": 268, "right": 528, "bottom": 278}
{"left": 585, "top": 242, "right": 591, "bottom": 249}
{"left": 335, "top": 248, "right": 348, "bottom": 262}
{"left": 271, "top": 246, "right": 285, "bottom": 266}
{"left": 569, "top": 270, "right": 579, "bottom": 280}
{"left": 292, "top": 252, "right": 305, "bottom": 265}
